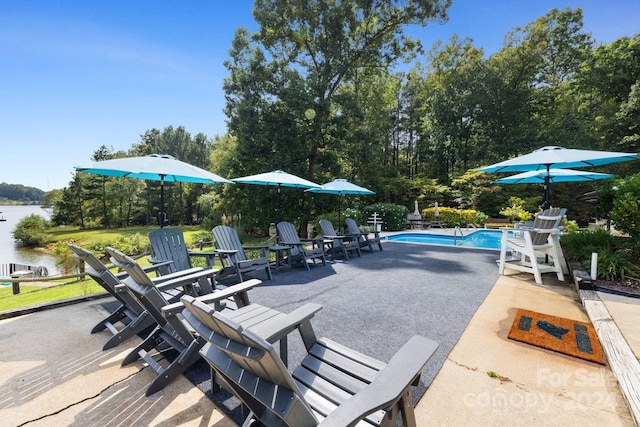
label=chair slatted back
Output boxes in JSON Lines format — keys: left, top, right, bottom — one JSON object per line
{"left": 344, "top": 218, "right": 360, "bottom": 236}
{"left": 276, "top": 221, "right": 303, "bottom": 257}
{"left": 68, "top": 244, "right": 125, "bottom": 300}
{"left": 149, "top": 228, "right": 192, "bottom": 273}
{"left": 319, "top": 219, "right": 342, "bottom": 247}
{"left": 181, "top": 296, "right": 316, "bottom": 426}
{"left": 212, "top": 225, "right": 248, "bottom": 262}
{"left": 107, "top": 247, "right": 194, "bottom": 342}
{"left": 529, "top": 208, "right": 566, "bottom": 246}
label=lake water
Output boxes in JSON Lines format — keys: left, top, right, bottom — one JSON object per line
{"left": 0, "top": 205, "right": 64, "bottom": 275}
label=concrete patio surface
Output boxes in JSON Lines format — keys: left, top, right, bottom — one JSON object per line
{"left": 1, "top": 239, "right": 639, "bottom": 426}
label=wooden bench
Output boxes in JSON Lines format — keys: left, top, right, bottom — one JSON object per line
{"left": 484, "top": 218, "right": 510, "bottom": 229}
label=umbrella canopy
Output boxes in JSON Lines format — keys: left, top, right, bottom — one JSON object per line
{"left": 232, "top": 170, "right": 320, "bottom": 188}
{"left": 494, "top": 168, "right": 615, "bottom": 208}
{"left": 232, "top": 170, "right": 320, "bottom": 221}
{"left": 478, "top": 146, "right": 639, "bottom": 209}
{"left": 495, "top": 168, "right": 615, "bottom": 184}
{"left": 477, "top": 146, "right": 639, "bottom": 173}
{"left": 306, "top": 179, "right": 375, "bottom": 196}
{"left": 75, "top": 154, "right": 232, "bottom": 226}
{"left": 306, "top": 179, "right": 375, "bottom": 230}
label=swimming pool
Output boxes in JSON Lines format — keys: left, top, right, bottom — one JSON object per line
{"left": 384, "top": 229, "right": 508, "bottom": 250}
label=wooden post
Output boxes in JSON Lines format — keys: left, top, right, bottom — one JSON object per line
{"left": 10, "top": 270, "right": 34, "bottom": 295}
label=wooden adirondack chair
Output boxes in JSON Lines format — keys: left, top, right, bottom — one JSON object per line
{"left": 319, "top": 219, "right": 361, "bottom": 260}
{"left": 181, "top": 295, "right": 439, "bottom": 427}
{"left": 148, "top": 227, "right": 217, "bottom": 275}
{"left": 345, "top": 218, "right": 383, "bottom": 252}
{"left": 68, "top": 244, "right": 158, "bottom": 350}
{"left": 498, "top": 208, "right": 568, "bottom": 284}
{"left": 69, "top": 243, "right": 206, "bottom": 350}
{"left": 276, "top": 221, "right": 327, "bottom": 269}
{"left": 212, "top": 225, "right": 272, "bottom": 282}
{"left": 106, "top": 246, "right": 253, "bottom": 395}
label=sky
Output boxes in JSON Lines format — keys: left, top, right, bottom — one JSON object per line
{"left": 1, "top": 0, "right": 639, "bottom": 191}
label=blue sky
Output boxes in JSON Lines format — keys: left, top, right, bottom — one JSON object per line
{"left": 1, "top": 0, "right": 639, "bottom": 191}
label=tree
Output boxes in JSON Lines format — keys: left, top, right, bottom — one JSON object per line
{"left": 227, "top": 0, "right": 451, "bottom": 176}
{"left": 13, "top": 214, "right": 50, "bottom": 247}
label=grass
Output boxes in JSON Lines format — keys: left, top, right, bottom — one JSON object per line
{"left": 0, "top": 280, "right": 105, "bottom": 312}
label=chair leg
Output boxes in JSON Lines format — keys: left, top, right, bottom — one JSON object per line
{"left": 102, "top": 312, "right": 155, "bottom": 350}
{"left": 145, "top": 338, "right": 205, "bottom": 396}
{"left": 122, "top": 327, "right": 162, "bottom": 366}
{"left": 498, "top": 241, "right": 508, "bottom": 275}
{"left": 91, "top": 308, "right": 126, "bottom": 333}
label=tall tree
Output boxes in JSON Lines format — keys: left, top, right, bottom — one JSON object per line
{"left": 228, "top": 0, "right": 451, "bottom": 179}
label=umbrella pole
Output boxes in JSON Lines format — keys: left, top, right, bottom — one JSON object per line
{"left": 276, "top": 185, "right": 281, "bottom": 222}
{"left": 338, "top": 194, "right": 342, "bottom": 233}
{"left": 158, "top": 176, "right": 167, "bottom": 228}
{"left": 542, "top": 166, "right": 551, "bottom": 210}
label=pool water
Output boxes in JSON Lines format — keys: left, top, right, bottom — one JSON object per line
{"left": 384, "top": 229, "right": 509, "bottom": 250}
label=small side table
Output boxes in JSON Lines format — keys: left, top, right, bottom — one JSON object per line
{"left": 269, "top": 245, "right": 291, "bottom": 271}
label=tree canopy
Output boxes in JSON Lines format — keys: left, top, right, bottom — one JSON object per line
{"left": 51, "top": 4, "right": 640, "bottom": 230}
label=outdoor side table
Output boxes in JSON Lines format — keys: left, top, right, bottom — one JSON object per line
{"left": 269, "top": 245, "right": 291, "bottom": 271}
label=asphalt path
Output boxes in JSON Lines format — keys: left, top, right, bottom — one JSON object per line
{"left": 189, "top": 241, "right": 500, "bottom": 422}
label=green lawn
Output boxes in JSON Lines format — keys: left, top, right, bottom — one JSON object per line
{"left": 0, "top": 280, "right": 105, "bottom": 312}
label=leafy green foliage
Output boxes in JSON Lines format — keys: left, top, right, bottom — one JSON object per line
{"left": 499, "top": 197, "right": 533, "bottom": 222}
{"left": 12, "top": 214, "right": 50, "bottom": 247}
{"left": 362, "top": 203, "right": 408, "bottom": 231}
{"left": 561, "top": 229, "right": 639, "bottom": 281}
{"left": 421, "top": 207, "right": 477, "bottom": 227}
{"left": 610, "top": 173, "right": 640, "bottom": 239}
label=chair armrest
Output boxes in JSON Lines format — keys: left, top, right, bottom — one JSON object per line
{"left": 319, "top": 335, "right": 439, "bottom": 427}
{"left": 279, "top": 241, "right": 302, "bottom": 247}
{"left": 154, "top": 268, "right": 216, "bottom": 293}
{"left": 323, "top": 235, "right": 345, "bottom": 240}
{"left": 248, "top": 303, "right": 322, "bottom": 343}
{"left": 150, "top": 267, "right": 205, "bottom": 283}
{"left": 244, "top": 245, "right": 269, "bottom": 250}
{"left": 115, "top": 260, "right": 174, "bottom": 279}
{"left": 187, "top": 251, "right": 219, "bottom": 266}
{"left": 162, "top": 279, "right": 261, "bottom": 318}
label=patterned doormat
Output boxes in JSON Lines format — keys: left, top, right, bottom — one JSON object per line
{"left": 508, "top": 308, "right": 606, "bottom": 365}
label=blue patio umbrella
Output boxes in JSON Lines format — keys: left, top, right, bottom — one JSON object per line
{"left": 232, "top": 170, "right": 320, "bottom": 221}
{"left": 306, "top": 179, "right": 375, "bottom": 230}
{"left": 494, "top": 168, "right": 615, "bottom": 208}
{"left": 76, "top": 154, "right": 232, "bottom": 226}
{"left": 478, "top": 146, "right": 639, "bottom": 209}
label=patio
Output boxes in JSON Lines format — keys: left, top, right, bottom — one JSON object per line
{"left": 1, "top": 241, "right": 638, "bottom": 426}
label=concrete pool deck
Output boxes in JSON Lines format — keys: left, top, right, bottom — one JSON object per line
{"left": 1, "top": 236, "right": 639, "bottom": 426}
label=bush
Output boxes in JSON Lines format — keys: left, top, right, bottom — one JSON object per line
{"left": 610, "top": 173, "right": 640, "bottom": 240}
{"left": 13, "top": 214, "right": 50, "bottom": 247}
{"left": 362, "top": 203, "right": 408, "bottom": 231}
{"left": 83, "top": 233, "right": 150, "bottom": 259}
{"left": 561, "top": 229, "right": 640, "bottom": 281}
{"left": 421, "top": 207, "right": 478, "bottom": 227}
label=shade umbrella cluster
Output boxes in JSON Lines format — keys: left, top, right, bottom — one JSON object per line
{"left": 76, "top": 154, "right": 232, "bottom": 227}
{"left": 478, "top": 146, "right": 639, "bottom": 209}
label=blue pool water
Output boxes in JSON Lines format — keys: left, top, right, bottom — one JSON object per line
{"left": 384, "top": 230, "right": 508, "bottom": 250}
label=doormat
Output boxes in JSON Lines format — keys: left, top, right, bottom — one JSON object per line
{"left": 508, "top": 308, "right": 606, "bottom": 365}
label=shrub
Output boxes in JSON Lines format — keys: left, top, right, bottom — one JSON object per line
{"left": 421, "top": 207, "right": 478, "bottom": 227}
{"left": 362, "top": 203, "right": 408, "bottom": 231}
{"left": 561, "top": 229, "right": 640, "bottom": 281}
{"left": 13, "top": 214, "right": 50, "bottom": 247}
{"left": 610, "top": 173, "right": 640, "bottom": 240}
